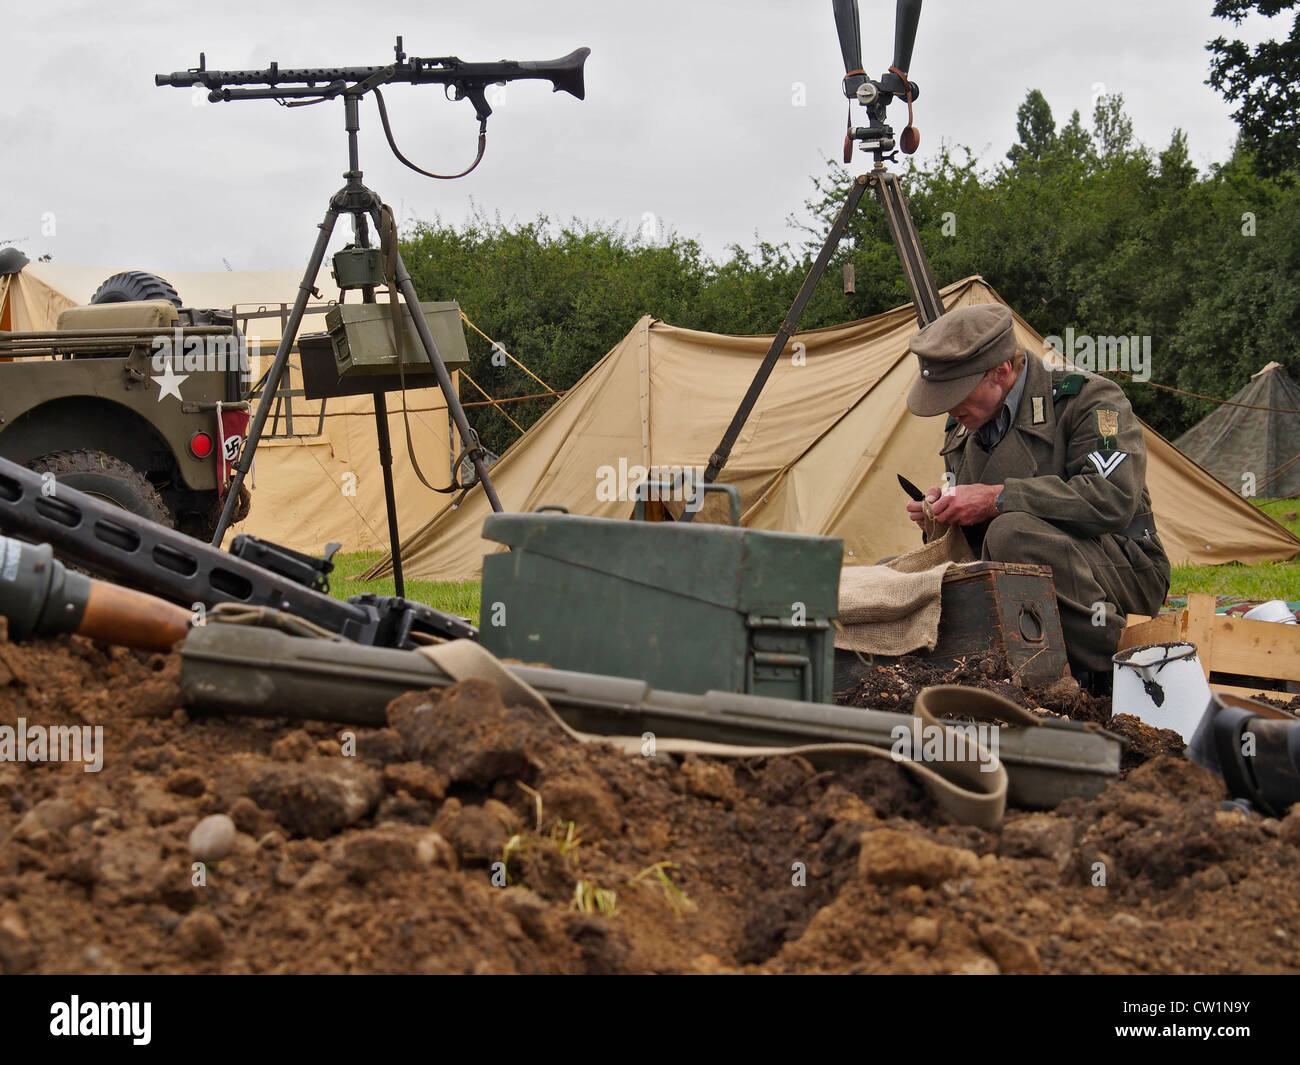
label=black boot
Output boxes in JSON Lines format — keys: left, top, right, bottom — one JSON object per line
{"left": 1075, "top": 669, "right": 1113, "bottom": 698}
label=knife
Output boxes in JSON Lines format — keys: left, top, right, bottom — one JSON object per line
{"left": 897, "top": 474, "right": 926, "bottom": 502}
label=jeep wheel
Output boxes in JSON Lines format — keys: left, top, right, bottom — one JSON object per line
{"left": 27, "top": 450, "right": 173, "bottom": 527}
{"left": 90, "top": 271, "right": 183, "bottom": 308}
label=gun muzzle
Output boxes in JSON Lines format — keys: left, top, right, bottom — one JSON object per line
{"left": 0, "top": 535, "right": 190, "bottom": 653}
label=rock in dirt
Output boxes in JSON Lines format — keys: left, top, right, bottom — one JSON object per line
{"left": 165, "top": 769, "right": 207, "bottom": 798}
{"left": 334, "top": 825, "right": 423, "bottom": 884}
{"left": 294, "top": 860, "right": 341, "bottom": 894}
{"left": 270, "top": 729, "right": 317, "bottom": 762}
{"left": 904, "top": 915, "right": 941, "bottom": 948}
{"left": 858, "top": 829, "right": 980, "bottom": 887}
{"left": 382, "top": 762, "right": 449, "bottom": 803}
{"left": 494, "top": 886, "right": 554, "bottom": 942}
{"left": 541, "top": 771, "right": 621, "bottom": 838}
{"left": 436, "top": 800, "right": 512, "bottom": 865}
{"left": 188, "top": 814, "right": 237, "bottom": 863}
{"left": 353, "top": 728, "right": 405, "bottom": 765}
{"left": 175, "top": 911, "right": 224, "bottom": 960}
{"left": 229, "top": 797, "right": 273, "bottom": 838}
{"left": 978, "top": 923, "right": 1041, "bottom": 974}
{"left": 93, "top": 837, "right": 173, "bottom": 906}
{"left": 386, "top": 680, "right": 555, "bottom": 786}
{"left": 12, "top": 797, "right": 83, "bottom": 845}
{"left": 245, "top": 760, "right": 383, "bottom": 839}
{"left": 998, "top": 814, "right": 1076, "bottom": 871}
{"left": 679, "top": 756, "right": 741, "bottom": 806}
{"left": 416, "top": 832, "right": 457, "bottom": 870}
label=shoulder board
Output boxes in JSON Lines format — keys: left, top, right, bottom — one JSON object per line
{"left": 944, "top": 415, "right": 958, "bottom": 431}
{"left": 1052, "top": 373, "right": 1085, "bottom": 401}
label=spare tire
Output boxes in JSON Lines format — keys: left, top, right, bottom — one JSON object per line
{"left": 91, "top": 270, "right": 182, "bottom": 308}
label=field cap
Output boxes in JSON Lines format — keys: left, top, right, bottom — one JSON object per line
{"left": 907, "top": 305, "right": 1017, "bottom": 417}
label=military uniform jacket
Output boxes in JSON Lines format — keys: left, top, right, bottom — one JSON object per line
{"left": 941, "top": 352, "right": 1167, "bottom": 568}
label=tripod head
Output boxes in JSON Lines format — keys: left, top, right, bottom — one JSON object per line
{"left": 832, "top": 0, "right": 923, "bottom": 164}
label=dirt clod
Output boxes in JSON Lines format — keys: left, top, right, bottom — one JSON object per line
{"left": 245, "top": 761, "right": 383, "bottom": 839}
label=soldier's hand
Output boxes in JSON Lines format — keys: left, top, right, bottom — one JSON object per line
{"left": 905, "top": 487, "right": 943, "bottom": 527}
{"left": 928, "top": 483, "right": 1002, "bottom": 526}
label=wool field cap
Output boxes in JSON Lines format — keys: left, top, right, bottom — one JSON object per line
{"left": 906, "top": 305, "right": 1018, "bottom": 417}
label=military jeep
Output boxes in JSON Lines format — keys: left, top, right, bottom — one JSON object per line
{"left": 0, "top": 270, "right": 251, "bottom": 541}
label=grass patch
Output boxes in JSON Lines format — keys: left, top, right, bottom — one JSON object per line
{"left": 328, "top": 551, "right": 481, "bottom": 624}
{"left": 1169, "top": 498, "right": 1299, "bottom": 604}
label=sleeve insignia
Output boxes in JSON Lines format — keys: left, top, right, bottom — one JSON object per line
{"left": 1086, "top": 450, "right": 1128, "bottom": 479}
{"left": 1096, "top": 408, "right": 1120, "bottom": 449}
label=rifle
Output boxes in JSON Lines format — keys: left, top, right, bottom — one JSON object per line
{"left": 0, "top": 454, "right": 475, "bottom": 649}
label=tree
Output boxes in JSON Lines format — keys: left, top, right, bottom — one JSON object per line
{"left": 1092, "top": 93, "right": 1137, "bottom": 160}
{"left": 1208, "top": 0, "right": 1300, "bottom": 178}
{"left": 1007, "top": 89, "right": 1057, "bottom": 164}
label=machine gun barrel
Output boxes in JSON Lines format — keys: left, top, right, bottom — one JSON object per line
{"left": 0, "top": 454, "right": 475, "bottom": 648}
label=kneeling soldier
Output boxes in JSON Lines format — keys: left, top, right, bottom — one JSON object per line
{"left": 904, "top": 304, "right": 1170, "bottom": 693}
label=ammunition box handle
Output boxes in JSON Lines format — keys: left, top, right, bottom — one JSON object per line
{"left": 533, "top": 504, "right": 570, "bottom": 514}
{"left": 1018, "top": 604, "right": 1045, "bottom": 643}
{"left": 747, "top": 650, "right": 814, "bottom": 703}
{"left": 631, "top": 481, "right": 743, "bottom": 525}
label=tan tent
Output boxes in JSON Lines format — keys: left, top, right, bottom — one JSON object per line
{"left": 370, "top": 276, "right": 1300, "bottom": 581}
{"left": 1, "top": 262, "right": 458, "bottom": 555}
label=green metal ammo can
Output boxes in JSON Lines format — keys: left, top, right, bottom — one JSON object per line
{"left": 479, "top": 511, "right": 842, "bottom": 702}
{"left": 325, "top": 300, "right": 470, "bottom": 378}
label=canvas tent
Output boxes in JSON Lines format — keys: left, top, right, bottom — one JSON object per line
{"left": 1174, "top": 361, "right": 1300, "bottom": 499}
{"left": 1, "top": 261, "right": 459, "bottom": 554}
{"left": 369, "top": 276, "right": 1300, "bottom": 582}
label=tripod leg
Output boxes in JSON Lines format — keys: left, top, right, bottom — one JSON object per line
{"left": 685, "top": 173, "right": 871, "bottom": 513}
{"left": 871, "top": 171, "right": 944, "bottom": 326}
{"left": 371, "top": 392, "right": 405, "bottom": 598}
{"left": 373, "top": 208, "right": 503, "bottom": 513}
{"left": 212, "top": 206, "right": 341, "bottom": 545}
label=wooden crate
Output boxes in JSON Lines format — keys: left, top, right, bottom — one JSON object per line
{"left": 835, "top": 561, "right": 1068, "bottom": 695}
{"left": 1119, "top": 593, "right": 1300, "bottom": 700}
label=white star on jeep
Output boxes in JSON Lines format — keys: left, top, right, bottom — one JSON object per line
{"left": 153, "top": 361, "right": 189, "bottom": 403}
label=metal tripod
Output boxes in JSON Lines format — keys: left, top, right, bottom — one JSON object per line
{"left": 210, "top": 92, "right": 503, "bottom": 593}
{"left": 692, "top": 161, "right": 944, "bottom": 500}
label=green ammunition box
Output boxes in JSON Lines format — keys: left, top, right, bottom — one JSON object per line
{"left": 330, "top": 245, "right": 385, "bottom": 290}
{"left": 480, "top": 511, "right": 842, "bottom": 702}
{"left": 325, "top": 300, "right": 469, "bottom": 378}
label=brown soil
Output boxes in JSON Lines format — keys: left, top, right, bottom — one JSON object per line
{"left": 3, "top": 633, "right": 1300, "bottom": 974}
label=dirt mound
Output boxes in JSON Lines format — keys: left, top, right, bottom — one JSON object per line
{"left": 2, "top": 633, "right": 1300, "bottom": 974}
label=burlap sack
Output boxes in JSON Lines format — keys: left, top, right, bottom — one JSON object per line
{"left": 836, "top": 512, "right": 975, "bottom": 655}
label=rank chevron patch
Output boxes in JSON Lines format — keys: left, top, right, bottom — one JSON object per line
{"left": 1086, "top": 450, "right": 1128, "bottom": 478}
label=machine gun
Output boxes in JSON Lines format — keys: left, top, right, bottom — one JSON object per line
{"left": 155, "top": 37, "right": 589, "bottom": 128}
{"left": 0, "top": 454, "right": 476, "bottom": 649}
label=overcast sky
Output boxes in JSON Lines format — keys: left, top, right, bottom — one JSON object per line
{"left": 1, "top": 0, "right": 1286, "bottom": 276}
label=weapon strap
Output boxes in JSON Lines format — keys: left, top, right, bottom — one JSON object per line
{"left": 378, "top": 204, "right": 464, "bottom": 496}
{"left": 373, "top": 87, "right": 487, "bottom": 180}
{"left": 416, "top": 639, "right": 1013, "bottom": 829}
